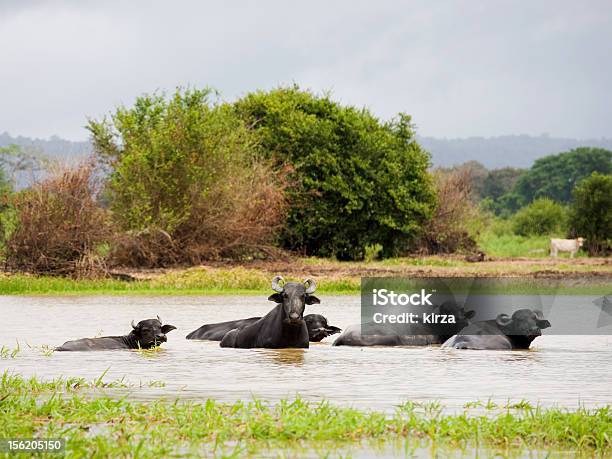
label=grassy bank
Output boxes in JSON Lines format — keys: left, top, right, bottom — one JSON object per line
{"left": 0, "top": 373, "right": 610, "bottom": 457}
{"left": 0, "top": 267, "right": 357, "bottom": 296}
{"left": 0, "top": 256, "right": 611, "bottom": 295}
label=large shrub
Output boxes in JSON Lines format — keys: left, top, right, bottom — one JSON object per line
{"left": 570, "top": 172, "right": 612, "bottom": 256}
{"left": 234, "top": 87, "right": 435, "bottom": 260}
{"left": 4, "top": 164, "right": 111, "bottom": 277}
{"left": 88, "top": 88, "right": 286, "bottom": 266}
{"left": 416, "top": 168, "right": 480, "bottom": 254}
{"left": 511, "top": 198, "right": 568, "bottom": 236}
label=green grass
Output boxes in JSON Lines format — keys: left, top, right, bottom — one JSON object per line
{"left": 1, "top": 260, "right": 610, "bottom": 296}
{"left": 1, "top": 238, "right": 609, "bottom": 296}
{"left": 0, "top": 267, "right": 359, "bottom": 296}
{"left": 0, "top": 373, "right": 610, "bottom": 457}
{"left": 476, "top": 218, "right": 588, "bottom": 259}
{"left": 477, "top": 233, "right": 583, "bottom": 258}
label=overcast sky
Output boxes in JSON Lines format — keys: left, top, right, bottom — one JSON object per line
{"left": 1, "top": 0, "right": 611, "bottom": 141}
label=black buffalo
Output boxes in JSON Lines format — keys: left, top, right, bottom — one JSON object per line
{"left": 220, "top": 276, "right": 319, "bottom": 349}
{"left": 442, "top": 308, "right": 551, "bottom": 350}
{"left": 56, "top": 317, "right": 177, "bottom": 351}
{"left": 186, "top": 317, "right": 261, "bottom": 341}
{"left": 333, "top": 302, "right": 475, "bottom": 346}
{"left": 186, "top": 314, "right": 340, "bottom": 342}
{"left": 304, "top": 314, "right": 341, "bottom": 342}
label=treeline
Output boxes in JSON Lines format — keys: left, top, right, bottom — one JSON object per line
{"left": 440, "top": 148, "right": 612, "bottom": 255}
{"left": 1, "top": 87, "right": 436, "bottom": 275}
{"left": 420, "top": 135, "right": 612, "bottom": 169}
{"left": 0, "top": 86, "right": 610, "bottom": 277}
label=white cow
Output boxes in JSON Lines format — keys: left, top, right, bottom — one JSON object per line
{"left": 550, "top": 237, "right": 585, "bottom": 258}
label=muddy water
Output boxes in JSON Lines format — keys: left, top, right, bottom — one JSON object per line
{"left": 1, "top": 295, "right": 611, "bottom": 412}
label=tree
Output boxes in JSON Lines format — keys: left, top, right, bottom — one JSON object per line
{"left": 437, "top": 161, "right": 488, "bottom": 200}
{"left": 234, "top": 86, "right": 435, "bottom": 260}
{"left": 481, "top": 167, "right": 524, "bottom": 202}
{"left": 88, "top": 88, "right": 286, "bottom": 266}
{"left": 570, "top": 172, "right": 612, "bottom": 256}
{"left": 511, "top": 147, "right": 612, "bottom": 208}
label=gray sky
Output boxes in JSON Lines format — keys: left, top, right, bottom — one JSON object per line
{"left": 1, "top": 0, "right": 611, "bottom": 141}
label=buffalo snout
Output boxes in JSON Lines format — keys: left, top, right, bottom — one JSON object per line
{"left": 289, "top": 312, "right": 300, "bottom": 322}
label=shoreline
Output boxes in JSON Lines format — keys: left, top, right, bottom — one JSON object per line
{"left": 0, "top": 256, "right": 610, "bottom": 296}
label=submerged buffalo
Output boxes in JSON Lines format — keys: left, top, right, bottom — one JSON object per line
{"left": 333, "top": 302, "right": 475, "bottom": 346}
{"left": 56, "top": 317, "right": 177, "bottom": 351}
{"left": 220, "top": 276, "right": 319, "bottom": 349}
{"left": 186, "top": 314, "right": 340, "bottom": 342}
{"left": 187, "top": 317, "right": 261, "bottom": 341}
{"left": 304, "top": 314, "right": 341, "bottom": 342}
{"left": 442, "top": 308, "right": 551, "bottom": 350}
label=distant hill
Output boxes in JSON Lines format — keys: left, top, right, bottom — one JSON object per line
{"left": 0, "top": 132, "right": 91, "bottom": 160}
{"left": 419, "top": 135, "right": 612, "bottom": 169}
{"left": 2, "top": 132, "right": 612, "bottom": 170}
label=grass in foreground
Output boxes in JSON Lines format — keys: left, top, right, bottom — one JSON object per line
{"left": 0, "top": 373, "right": 610, "bottom": 457}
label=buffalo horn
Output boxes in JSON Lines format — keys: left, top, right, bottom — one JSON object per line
{"left": 271, "top": 275, "right": 285, "bottom": 292}
{"left": 303, "top": 278, "right": 317, "bottom": 294}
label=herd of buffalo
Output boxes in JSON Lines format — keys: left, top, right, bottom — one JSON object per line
{"left": 56, "top": 276, "right": 551, "bottom": 352}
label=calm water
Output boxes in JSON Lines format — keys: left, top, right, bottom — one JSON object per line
{"left": 1, "top": 295, "right": 612, "bottom": 412}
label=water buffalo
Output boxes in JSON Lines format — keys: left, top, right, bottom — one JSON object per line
{"left": 186, "top": 317, "right": 261, "bottom": 341}
{"left": 442, "top": 308, "right": 551, "bottom": 350}
{"left": 56, "top": 317, "right": 177, "bottom": 351}
{"left": 220, "top": 276, "right": 319, "bottom": 349}
{"left": 304, "top": 314, "right": 341, "bottom": 342}
{"left": 333, "top": 302, "right": 475, "bottom": 346}
{"left": 186, "top": 314, "right": 340, "bottom": 342}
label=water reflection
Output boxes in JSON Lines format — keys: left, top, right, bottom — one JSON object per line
{"left": 259, "top": 349, "right": 306, "bottom": 366}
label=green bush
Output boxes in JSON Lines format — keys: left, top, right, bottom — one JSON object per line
{"left": 570, "top": 172, "right": 612, "bottom": 256}
{"left": 511, "top": 198, "right": 568, "bottom": 236}
{"left": 88, "top": 88, "right": 286, "bottom": 266}
{"left": 234, "top": 86, "right": 435, "bottom": 260}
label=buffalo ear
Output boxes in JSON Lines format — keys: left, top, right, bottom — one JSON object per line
{"left": 161, "top": 324, "right": 177, "bottom": 333}
{"left": 536, "top": 319, "right": 551, "bottom": 329}
{"left": 268, "top": 293, "right": 283, "bottom": 303}
{"left": 305, "top": 295, "right": 320, "bottom": 305}
{"left": 465, "top": 310, "right": 476, "bottom": 319}
{"left": 495, "top": 313, "right": 513, "bottom": 327}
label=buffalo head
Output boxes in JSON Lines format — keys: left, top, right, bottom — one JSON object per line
{"left": 304, "top": 314, "right": 341, "bottom": 341}
{"left": 130, "top": 316, "right": 177, "bottom": 349}
{"left": 495, "top": 309, "right": 551, "bottom": 339}
{"left": 268, "top": 276, "right": 320, "bottom": 325}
